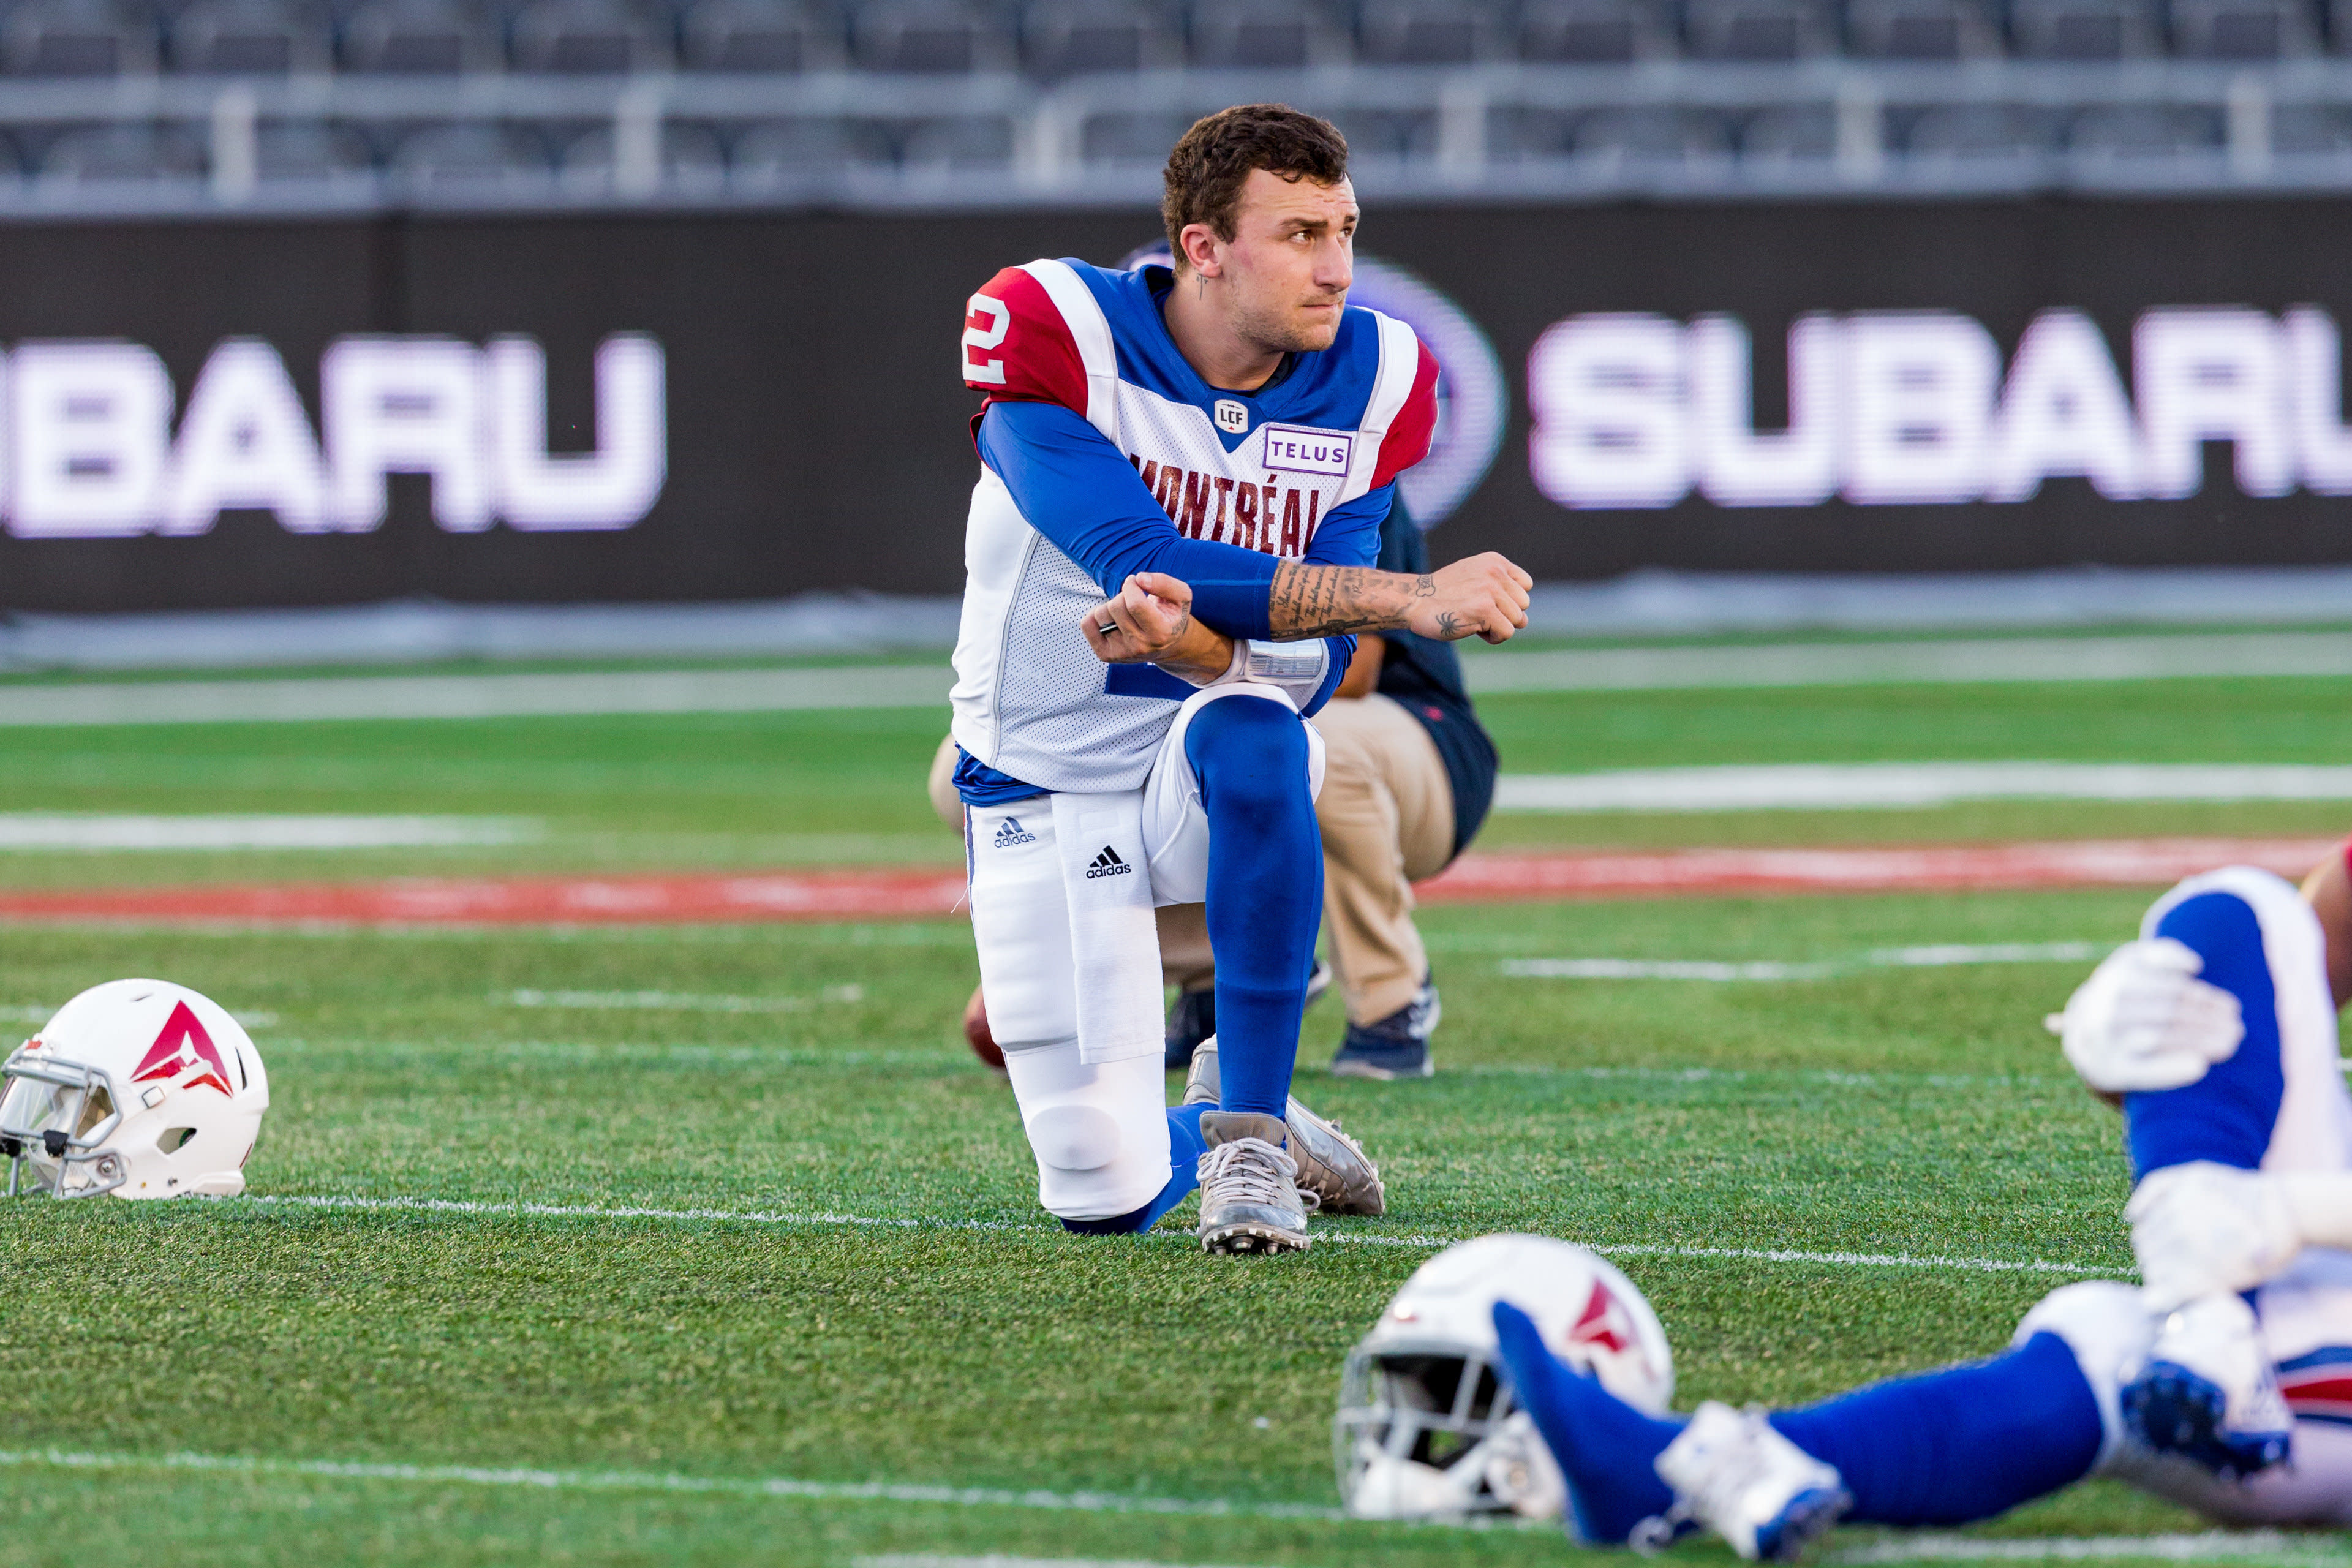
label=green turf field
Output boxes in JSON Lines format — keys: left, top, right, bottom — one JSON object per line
{"left": 0, "top": 653, "right": 2348, "bottom": 1566}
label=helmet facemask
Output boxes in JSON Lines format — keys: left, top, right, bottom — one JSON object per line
{"left": 0, "top": 1046, "right": 129, "bottom": 1197}
{"left": 1335, "top": 1342, "right": 1564, "bottom": 1519}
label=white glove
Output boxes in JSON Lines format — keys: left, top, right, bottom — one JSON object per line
{"left": 2127, "top": 1161, "right": 2302, "bottom": 1312}
{"left": 2050, "top": 938, "right": 2244, "bottom": 1093}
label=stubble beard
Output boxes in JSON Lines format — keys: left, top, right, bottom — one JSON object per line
{"left": 1233, "top": 288, "right": 1347, "bottom": 356}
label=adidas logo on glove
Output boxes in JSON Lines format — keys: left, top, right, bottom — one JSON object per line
{"left": 1084, "top": 845, "right": 1134, "bottom": 879}
{"left": 992, "top": 817, "right": 1036, "bottom": 848}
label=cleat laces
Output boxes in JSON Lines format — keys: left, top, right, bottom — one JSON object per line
{"left": 1198, "top": 1137, "right": 1319, "bottom": 1214}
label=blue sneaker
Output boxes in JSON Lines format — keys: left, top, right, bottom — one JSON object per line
{"left": 1331, "top": 982, "right": 1438, "bottom": 1080}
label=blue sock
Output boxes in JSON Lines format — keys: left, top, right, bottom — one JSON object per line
{"left": 1770, "top": 1332, "right": 2104, "bottom": 1526}
{"left": 2125, "top": 891, "right": 2283, "bottom": 1180}
{"left": 1492, "top": 1301, "right": 1682, "bottom": 1544}
{"left": 1058, "top": 1104, "right": 1211, "bottom": 1235}
{"left": 1185, "top": 698, "right": 1321, "bottom": 1119}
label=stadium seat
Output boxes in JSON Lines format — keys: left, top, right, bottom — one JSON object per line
{"left": 851, "top": 0, "right": 1016, "bottom": 70}
{"left": 3, "top": 1, "right": 156, "bottom": 76}
{"left": 2067, "top": 104, "right": 2226, "bottom": 164}
{"left": 1355, "top": 0, "right": 1499, "bottom": 62}
{"left": 2272, "top": 100, "right": 2352, "bottom": 155}
{"left": 2169, "top": 0, "right": 2318, "bottom": 55}
{"left": 1489, "top": 107, "right": 1578, "bottom": 157}
{"left": 900, "top": 113, "right": 1014, "bottom": 169}
{"left": 2008, "top": 0, "right": 2163, "bottom": 56}
{"left": 1186, "top": 0, "right": 1346, "bottom": 67}
{"left": 388, "top": 123, "right": 558, "bottom": 197}
{"left": 1682, "top": 0, "right": 1834, "bottom": 59}
{"left": 729, "top": 116, "right": 896, "bottom": 186}
{"left": 36, "top": 123, "right": 206, "bottom": 187}
{"left": 1330, "top": 107, "right": 1438, "bottom": 160}
{"left": 560, "top": 120, "right": 728, "bottom": 193}
{"left": 1572, "top": 107, "right": 1735, "bottom": 165}
{"left": 170, "top": 0, "right": 331, "bottom": 72}
{"left": 1019, "top": 0, "right": 1182, "bottom": 77}
{"left": 510, "top": 0, "right": 672, "bottom": 71}
{"left": 340, "top": 0, "right": 500, "bottom": 72}
{"left": 251, "top": 121, "right": 378, "bottom": 192}
{"left": 1740, "top": 104, "right": 1838, "bottom": 166}
{"left": 1515, "top": 0, "right": 1673, "bottom": 61}
{"left": 1079, "top": 108, "right": 1193, "bottom": 164}
{"left": 1902, "top": 102, "right": 2063, "bottom": 168}
{"left": 1845, "top": 0, "right": 2002, "bottom": 56}
{"left": 677, "top": 0, "right": 843, "bottom": 70}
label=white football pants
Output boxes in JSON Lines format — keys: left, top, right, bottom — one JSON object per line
{"left": 965, "top": 684, "right": 1325, "bottom": 1221}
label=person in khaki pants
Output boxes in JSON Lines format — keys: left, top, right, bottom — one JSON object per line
{"left": 932, "top": 499, "right": 1497, "bottom": 1081}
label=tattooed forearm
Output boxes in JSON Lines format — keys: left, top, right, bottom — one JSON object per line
{"left": 1267, "top": 565, "right": 1436, "bottom": 640}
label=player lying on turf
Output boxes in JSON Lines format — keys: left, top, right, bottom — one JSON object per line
{"left": 948, "top": 104, "right": 1530, "bottom": 1253}
{"left": 1481, "top": 856, "right": 2352, "bottom": 1556}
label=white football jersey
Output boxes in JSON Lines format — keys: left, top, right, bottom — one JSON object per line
{"left": 949, "top": 257, "right": 1438, "bottom": 794}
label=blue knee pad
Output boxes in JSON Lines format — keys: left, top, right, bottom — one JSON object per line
{"left": 2127, "top": 892, "right": 2285, "bottom": 1181}
{"left": 1184, "top": 696, "right": 1321, "bottom": 1119}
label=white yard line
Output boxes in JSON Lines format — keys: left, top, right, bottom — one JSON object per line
{"left": 234, "top": 1193, "right": 2117, "bottom": 1276}
{"left": 1830, "top": 1532, "right": 2339, "bottom": 1563}
{"left": 1494, "top": 763, "right": 2352, "bottom": 813}
{"left": 0, "top": 814, "right": 537, "bottom": 849}
{"left": 1463, "top": 633, "right": 2352, "bottom": 695}
{"left": 0, "top": 666, "right": 949, "bottom": 726}
{"left": 0, "top": 1447, "right": 1338, "bottom": 1520}
{"left": 861, "top": 1558, "right": 1268, "bottom": 1568}
{"left": 0, "top": 629, "right": 2338, "bottom": 729}
{"left": 1501, "top": 942, "right": 2103, "bottom": 982}
{"left": 497, "top": 986, "right": 865, "bottom": 1012}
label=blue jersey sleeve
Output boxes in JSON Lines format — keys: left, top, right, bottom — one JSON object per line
{"left": 976, "top": 400, "right": 1282, "bottom": 638}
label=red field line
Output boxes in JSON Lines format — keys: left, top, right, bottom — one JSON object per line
{"left": 0, "top": 837, "right": 2332, "bottom": 927}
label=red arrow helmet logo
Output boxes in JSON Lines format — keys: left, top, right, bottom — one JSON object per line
{"left": 129, "top": 1001, "right": 235, "bottom": 1098}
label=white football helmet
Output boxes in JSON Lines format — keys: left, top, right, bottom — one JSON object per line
{"left": 0, "top": 979, "right": 268, "bottom": 1199}
{"left": 1336, "top": 1234, "right": 1675, "bottom": 1520}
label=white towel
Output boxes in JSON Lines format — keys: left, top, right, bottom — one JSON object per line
{"left": 1050, "top": 788, "right": 1164, "bottom": 1065}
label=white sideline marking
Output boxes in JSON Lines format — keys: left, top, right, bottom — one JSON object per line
{"left": 1501, "top": 941, "right": 2104, "bottom": 982}
{"left": 0, "top": 1447, "right": 1338, "bottom": 1520}
{"left": 1494, "top": 763, "right": 2352, "bottom": 814}
{"left": 1462, "top": 632, "right": 2352, "bottom": 696}
{"left": 1830, "top": 1532, "right": 2339, "bottom": 1563}
{"left": 0, "top": 665, "right": 948, "bottom": 726}
{"left": 0, "top": 814, "right": 536, "bottom": 849}
{"left": 499, "top": 985, "right": 865, "bottom": 1012}
{"left": 0, "top": 1004, "right": 279, "bottom": 1027}
{"left": 859, "top": 1558, "right": 1264, "bottom": 1568}
{"left": 236, "top": 1193, "right": 2117, "bottom": 1276}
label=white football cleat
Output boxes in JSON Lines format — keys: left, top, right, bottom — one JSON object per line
{"left": 1195, "top": 1112, "right": 1316, "bottom": 1254}
{"left": 1183, "top": 1036, "right": 1385, "bottom": 1215}
{"left": 1647, "top": 1401, "right": 1850, "bottom": 1562}
{"left": 2122, "top": 1292, "right": 2294, "bottom": 1479}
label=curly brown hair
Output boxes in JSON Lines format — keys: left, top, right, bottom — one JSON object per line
{"left": 1161, "top": 104, "right": 1350, "bottom": 271}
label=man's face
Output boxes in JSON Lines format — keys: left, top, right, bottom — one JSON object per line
{"left": 1193, "top": 168, "right": 1357, "bottom": 355}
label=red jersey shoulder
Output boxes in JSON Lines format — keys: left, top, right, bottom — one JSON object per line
{"left": 961, "top": 263, "right": 1087, "bottom": 412}
{"left": 1370, "top": 330, "right": 1442, "bottom": 491}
